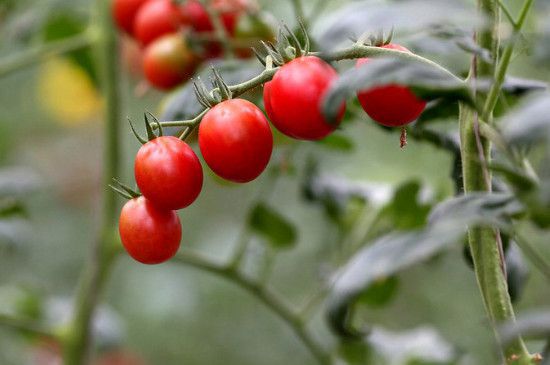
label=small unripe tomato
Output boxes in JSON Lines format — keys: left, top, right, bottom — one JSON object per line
{"left": 199, "top": 98, "right": 273, "bottom": 183}
{"left": 112, "top": 0, "right": 150, "bottom": 35}
{"left": 142, "top": 33, "right": 199, "bottom": 90}
{"left": 133, "top": 0, "right": 185, "bottom": 46}
{"left": 263, "top": 56, "right": 345, "bottom": 140}
{"left": 135, "top": 136, "right": 203, "bottom": 210}
{"left": 119, "top": 196, "right": 182, "bottom": 264}
{"left": 356, "top": 44, "right": 426, "bottom": 127}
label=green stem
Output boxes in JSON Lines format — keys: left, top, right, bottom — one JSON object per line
{"left": 460, "top": 0, "right": 532, "bottom": 363}
{"left": 173, "top": 251, "right": 331, "bottom": 365}
{"left": 62, "top": 1, "right": 121, "bottom": 364}
{"left": 0, "top": 314, "right": 59, "bottom": 339}
{"left": 0, "top": 32, "right": 95, "bottom": 78}
{"left": 199, "top": 0, "right": 234, "bottom": 58}
{"left": 157, "top": 45, "right": 462, "bottom": 129}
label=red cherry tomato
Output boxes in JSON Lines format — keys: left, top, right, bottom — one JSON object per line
{"left": 133, "top": 0, "right": 185, "bottom": 46}
{"left": 112, "top": 0, "right": 150, "bottom": 35}
{"left": 142, "top": 33, "right": 199, "bottom": 90}
{"left": 119, "top": 196, "right": 182, "bottom": 264}
{"left": 180, "top": 0, "right": 241, "bottom": 58}
{"left": 199, "top": 99, "right": 273, "bottom": 183}
{"left": 135, "top": 136, "right": 203, "bottom": 210}
{"left": 356, "top": 44, "right": 426, "bottom": 127}
{"left": 263, "top": 56, "right": 345, "bottom": 140}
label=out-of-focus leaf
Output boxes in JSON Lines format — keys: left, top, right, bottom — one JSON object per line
{"left": 0, "top": 218, "right": 30, "bottom": 249}
{"left": 357, "top": 276, "right": 399, "bottom": 308}
{"left": 0, "top": 167, "right": 41, "bottom": 197}
{"left": 499, "top": 311, "right": 550, "bottom": 348}
{"left": 41, "top": 11, "right": 97, "bottom": 84}
{"left": 369, "top": 326, "right": 456, "bottom": 365}
{"left": 160, "top": 60, "right": 263, "bottom": 134}
{"left": 337, "top": 339, "right": 373, "bottom": 365}
{"left": 490, "top": 163, "right": 538, "bottom": 192}
{"left": 316, "top": 134, "right": 354, "bottom": 152}
{"left": 501, "top": 92, "right": 550, "bottom": 146}
{"left": 314, "top": 0, "right": 481, "bottom": 50}
{"left": 415, "top": 99, "right": 459, "bottom": 125}
{"left": 381, "top": 181, "right": 431, "bottom": 230}
{"left": 323, "top": 58, "right": 470, "bottom": 123}
{"left": 505, "top": 242, "right": 529, "bottom": 303}
{"left": 327, "top": 193, "right": 523, "bottom": 338}
{"left": 248, "top": 203, "right": 297, "bottom": 249}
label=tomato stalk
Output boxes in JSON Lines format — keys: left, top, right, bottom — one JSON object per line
{"left": 63, "top": 0, "right": 121, "bottom": 363}
{"left": 459, "top": 0, "right": 535, "bottom": 363}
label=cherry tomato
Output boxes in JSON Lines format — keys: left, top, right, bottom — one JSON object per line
{"left": 112, "top": 0, "right": 150, "bottom": 35}
{"left": 133, "top": 0, "right": 185, "bottom": 46}
{"left": 234, "top": 11, "right": 276, "bottom": 58}
{"left": 263, "top": 56, "right": 345, "bottom": 140}
{"left": 135, "top": 136, "right": 203, "bottom": 210}
{"left": 119, "top": 196, "right": 182, "bottom": 264}
{"left": 180, "top": 0, "right": 243, "bottom": 58}
{"left": 199, "top": 98, "right": 273, "bottom": 183}
{"left": 142, "top": 33, "right": 199, "bottom": 90}
{"left": 356, "top": 44, "right": 426, "bottom": 127}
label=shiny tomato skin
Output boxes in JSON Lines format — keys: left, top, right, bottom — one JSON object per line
{"left": 356, "top": 44, "right": 426, "bottom": 127}
{"left": 263, "top": 56, "right": 345, "bottom": 140}
{"left": 134, "top": 0, "right": 184, "bottom": 46}
{"left": 142, "top": 33, "right": 198, "bottom": 90}
{"left": 112, "top": 0, "right": 150, "bottom": 35}
{"left": 199, "top": 99, "right": 273, "bottom": 183}
{"left": 119, "top": 197, "right": 181, "bottom": 264}
{"left": 135, "top": 136, "right": 203, "bottom": 210}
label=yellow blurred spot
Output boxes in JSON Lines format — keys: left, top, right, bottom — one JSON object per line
{"left": 37, "top": 57, "right": 102, "bottom": 126}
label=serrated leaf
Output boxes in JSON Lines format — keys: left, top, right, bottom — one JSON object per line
{"left": 315, "top": 0, "right": 481, "bottom": 50}
{"left": 323, "top": 58, "right": 470, "bottom": 123}
{"left": 501, "top": 92, "right": 550, "bottom": 146}
{"left": 316, "top": 134, "right": 354, "bottom": 152}
{"left": 327, "top": 193, "right": 523, "bottom": 337}
{"left": 248, "top": 203, "right": 297, "bottom": 249}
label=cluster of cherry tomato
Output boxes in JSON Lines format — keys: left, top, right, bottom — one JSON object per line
{"left": 115, "top": 13, "right": 427, "bottom": 264}
{"left": 112, "top": 0, "right": 275, "bottom": 90}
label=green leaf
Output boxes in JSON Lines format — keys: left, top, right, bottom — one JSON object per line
{"left": 248, "top": 203, "right": 297, "bottom": 249}
{"left": 322, "top": 58, "right": 471, "bottom": 123}
{"left": 382, "top": 181, "right": 431, "bottom": 230}
{"left": 501, "top": 92, "right": 550, "bottom": 146}
{"left": 499, "top": 311, "right": 550, "bottom": 348}
{"left": 505, "top": 243, "right": 529, "bottom": 303}
{"left": 316, "top": 134, "right": 354, "bottom": 152}
{"left": 327, "top": 193, "right": 523, "bottom": 338}
{"left": 357, "top": 276, "right": 399, "bottom": 308}
{"left": 41, "top": 11, "right": 97, "bottom": 84}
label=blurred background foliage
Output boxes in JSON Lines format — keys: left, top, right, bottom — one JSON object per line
{"left": 1, "top": 0, "right": 550, "bottom": 364}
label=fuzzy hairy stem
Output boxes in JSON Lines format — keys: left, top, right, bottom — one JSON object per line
{"left": 459, "top": 0, "right": 533, "bottom": 363}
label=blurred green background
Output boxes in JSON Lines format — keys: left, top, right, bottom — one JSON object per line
{"left": 1, "top": 0, "right": 550, "bottom": 364}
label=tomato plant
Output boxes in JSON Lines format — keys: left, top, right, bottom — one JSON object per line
{"left": 142, "top": 33, "right": 199, "bottom": 90}
{"left": 133, "top": 0, "right": 184, "bottom": 45}
{"left": 135, "top": 136, "right": 203, "bottom": 210}
{"left": 263, "top": 56, "right": 345, "bottom": 140}
{"left": 119, "top": 196, "right": 182, "bottom": 264}
{"left": 356, "top": 44, "right": 426, "bottom": 127}
{"left": 199, "top": 98, "right": 273, "bottom": 183}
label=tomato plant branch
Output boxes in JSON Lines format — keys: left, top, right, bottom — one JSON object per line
{"left": 0, "top": 31, "right": 95, "bottom": 78}
{"left": 200, "top": 0, "right": 235, "bottom": 58}
{"left": 173, "top": 251, "right": 331, "bottom": 365}
{"left": 459, "top": 0, "right": 532, "bottom": 363}
{"left": 0, "top": 313, "right": 59, "bottom": 340}
{"left": 63, "top": 1, "right": 121, "bottom": 364}
{"left": 154, "top": 44, "right": 462, "bottom": 130}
